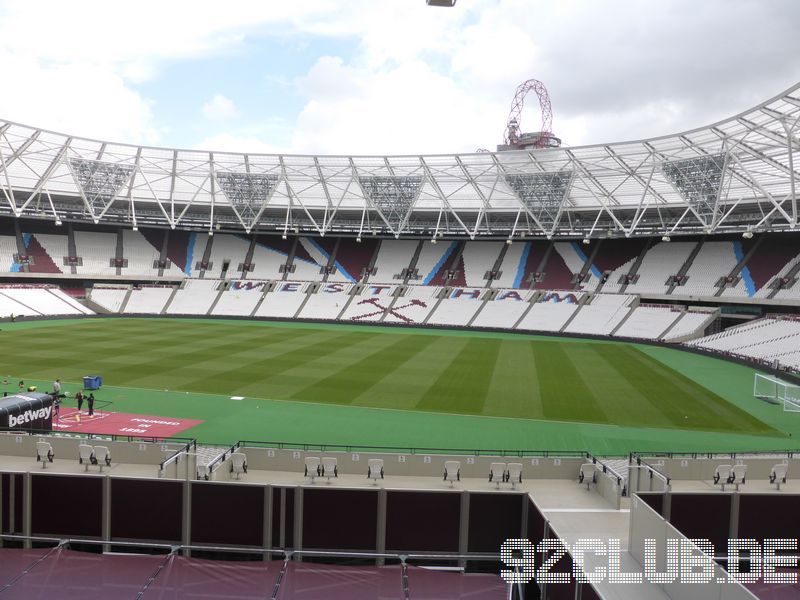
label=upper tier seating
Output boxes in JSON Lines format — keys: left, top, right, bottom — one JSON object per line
{"left": 211, "top": 281, "right": 268, "bottom": 317}
{"left": 28, "top": 233, "right": 68, "bottom": 274}
{"left": 202, "top": 234, "right": 250, "bottom": 279}
{"left": 676, "top": 241, "right": 738, "bottom": 297}
{"left": 426, "top": 288, "right": 485, "bottom": 327}
{"left": 0, "top": 235, "right": 18, "bottom": 271}
{"left": 515, "top": 291, "right": 584, "bottom": 332}
{"left": 564, "top": 294, "right": 634, "bottom": 336}
{"left": 471, "top": 289, "right": 533, "bottom": 329}
{"left": 121, "top": 230, "right": 163, "bottom": 276}
{"left": 553, "top": 242, "right": 600, "bottom": 291}
{"left": 623, "top": 242, "right": 696, "bottom": 296}
{"left": 460, "top": 241, "right": 503, "bottom": 288}
{"left": 286, "top": 238, "right": 328, "bottom": 281}
{"left": 248, "top": 238, "right": 292, "bottom": 280}
{"left": 123, "top": 285, "right": 174, "bottom": 314}
{"left": 166, "top": 279, "right": 220, "bottom": 315}
{"left": 612, "top": 305, "right": 683, "bottom": 340}
{"left": 73, "top": 231, "right": 118, "bottom": 276}
{"left": 490, "top": 242, "right": 526, "bottom": 289}
{"left": 371, "top": 240, "right": 417, "bottom": 284}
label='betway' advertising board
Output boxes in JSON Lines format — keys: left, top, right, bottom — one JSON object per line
{"left": 0, "top": 393, "right": 54, "bottom": 431}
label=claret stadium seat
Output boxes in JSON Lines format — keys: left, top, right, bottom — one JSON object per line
{"left": 229, "top": 452, "right": 247, "bottom": 480}
{"left": 444, "top": 461, "right": 460, "bottom": 486}
{"left": 36, "top": 441, "right": 54, "bottom": 467}
{"left": 770, "top": 464, "right": 789, "bottom": 490}
{"left": 507, "top": 463, "right": 523, "bottom": 490}
{"left": 304, "top": 457, "right": 321, "bottom": 483}
{"left": 321, "top": 457, "right": 338, "bottom": 482}
{"left": 78, "top": 444, "right": 95, "bottom": 470}
{"left": 579, "top": 463, "right": 596, "bottom": 490}
{"left": 367, "top": 458, "right": 384, "bottom": 483}
{"left": 489, "top": 462, "right": 508, "bottom": 488}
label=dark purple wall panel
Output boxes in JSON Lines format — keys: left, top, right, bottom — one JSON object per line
{"left": 31, "top": 474, "right": 102, "bottom": 537}
{"left": 669, "top": 494, "right": 731, "bottom": 553}
{"left": 468, "top": 493, "right": 524, "bottom": 553}
{"left": 191, "top": 482, "right": 264, "bottom": 547}
{"left": 111, "top": 479, "right": 183, "bottom": 542}
{"left": 302, "top": 489, "right": 378, "bottom": 551}
{"left": 738, "top": 494, "right": 800, "bottom": 542}
{"left": 386, "top": 491, "right": 460, "bottom": 553}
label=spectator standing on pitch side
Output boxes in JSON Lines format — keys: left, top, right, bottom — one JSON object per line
{"left": 53, "top": 379, "right": 61, "bottom": 397}
{"left": 75, "top": 390, "right": 84, "bottom": 412}
{"left": 87, "top": 393, "right": 95, "bottom": 416}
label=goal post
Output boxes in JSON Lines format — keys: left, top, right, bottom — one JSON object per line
{"left": 754, "top": 373, "right": 800, "bottom": 412}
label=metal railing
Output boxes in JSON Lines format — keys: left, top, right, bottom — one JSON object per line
{"left": 236, "top": 439, "right": 586, "bottom": 458}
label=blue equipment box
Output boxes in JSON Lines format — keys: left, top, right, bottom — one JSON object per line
{"left": 83, "top": 375, "right": 102, "bottom": 390}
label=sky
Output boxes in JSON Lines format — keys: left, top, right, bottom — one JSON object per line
{"left": 0, "top": 0, "right": 798, "bottom": 156}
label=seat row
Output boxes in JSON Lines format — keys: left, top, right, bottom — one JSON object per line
{"left": 34, "top": 441, "right": 113, "bottom": 471}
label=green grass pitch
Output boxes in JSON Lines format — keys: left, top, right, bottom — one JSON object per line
{"left": 1, "top": 317, "right": 796, "bottom": 455}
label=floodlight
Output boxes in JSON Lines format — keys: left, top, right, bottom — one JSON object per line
{"left": 132, "top": 225, "right": 138, "bottom": 231}
{"left": 54, "top": 219, "right": 62, "bottom": 226}
{"left": 356, "top": 237, "right": 361, "bottom": 243}
{"left": 431, "top": 238, "right": 437, "bottom": 244}
{"left": 506, "top": 238, "right": 513, "bottom": 245}
{"left": 662, "top": 235, "right": 671, "bottom": 242}
{"left": 742, "top": 230, "right": 754, "bottom": 239}
{"left": 426, "top": 0, "right": 456, "bottom": 5}
{"left": 582, "top": 238, "right": 590, "bottom": 245}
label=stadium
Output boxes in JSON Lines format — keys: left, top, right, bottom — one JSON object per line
{"left": 0, "top": 20, "right": 800, "bottom": 600}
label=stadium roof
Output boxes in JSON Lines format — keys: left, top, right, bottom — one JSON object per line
{"left": 0, "top": 82, "right": 798, "bottom": 239}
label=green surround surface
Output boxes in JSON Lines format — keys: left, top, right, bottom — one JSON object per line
{"left": 1, "top": 317, "right": 796, "bottom": 455}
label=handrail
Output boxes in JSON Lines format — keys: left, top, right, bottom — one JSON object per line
{"left": 158, "top": 442, "right": 193, "bottom": 472}
{"left": 237, "top": 439, "right": 587, "bottom": 458}
{"left": 0, "top": 426, "right": 196, "bottom": 449}
{"left": 205, "top": 444, "right": 238, "bottom": 474}
{"left": 0, "top": 533, "right": 502, "bottom": 561}
{"left": 630, "top": 454, "right": 671, "bottom": 486}
{"left": 585, "top": 452, "right": 626, "bottom": 487}
{"left": 633, "top": 449, "right": 796, "bottom": 461}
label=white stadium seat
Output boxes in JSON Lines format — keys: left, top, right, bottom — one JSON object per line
{"left": 304, "top": 457, "right": 321, "bottom": 483}
{"left": 36, "top": 441, "right": 54, "bottom": 468}
{"left": 230, "top": 452, "right": 248, "bottom": 480}
{"left": 770, "top": 464, "right": 788, "bottom": 490}
{"left": 444, "top": 461, "right": 460, "bottom": 486}
{"left": 367, "top": 459, "right": 384, "bottom": 483}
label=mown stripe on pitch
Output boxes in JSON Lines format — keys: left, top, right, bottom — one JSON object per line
{"left": 183, "top": 331, "right": 375, "bottom": 395}
{"left": 290, "top": 334, "right": 438, "bottom": 405}
{"left": 531, "top": 342, "right": 609, "bottom": 423}
{"left": 482, "top": 339, "right": 543, "bottom": 419}
{"left": 623, "top": 346, "right": 777, "bottom": 433}
{"left": 109, "top": 327, "right": 320, "bottom": 386}
{"left": 415, "top": 338, "right": 501, "bottom": 414}
{"left": 350, "top": 336, "right": 464, "bottom": 410}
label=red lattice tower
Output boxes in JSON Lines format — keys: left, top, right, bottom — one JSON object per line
{"left": 503, "top": 79, "right": 554, "bottom": 148}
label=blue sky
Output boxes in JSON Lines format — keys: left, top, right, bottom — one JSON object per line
{"left": 0, "top": 0, "right": 798, "bottom": 155}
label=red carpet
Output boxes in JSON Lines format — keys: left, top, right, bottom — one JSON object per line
{"left": 52, "top": 407, "right": 202, "bottom": 437}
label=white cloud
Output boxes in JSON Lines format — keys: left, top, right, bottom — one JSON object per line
{"left": 0, "top": 50, "right": 159, "bottom": 144}
{"left": 0, "top": 0, "right": 798, "bottom": 153}
{"left": 202, "top": 94, "right": 239, "bottom": 120}
{"left": 194, "top": 132, "right": 284, "bottom": 155}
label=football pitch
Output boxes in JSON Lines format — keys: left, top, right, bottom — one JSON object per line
{"left": 1, "top": 317, "right": 797, "bottom": 455}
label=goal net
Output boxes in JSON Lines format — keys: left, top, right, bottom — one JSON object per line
{"left": 754, "top": 373, "right": 800, "bottom": 412}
